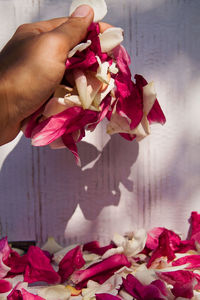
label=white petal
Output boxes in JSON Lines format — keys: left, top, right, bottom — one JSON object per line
{"left": 63, "top": 95, "right": 82, "bottom": 106}
{"left": 93, "top": 77, "right": 115, "bottom": 108}
{"left": 109, "top": 62, "right": 119, "bottom": 74}
{"left": 69, "top": 0, "right": 107, "bottom": 22}
{"left": 41, "top": 237, "right": 63, "bottom": 255}
{"left": 38, "top": 285, "right": 71, "bottom": 300}
{"left": 99, "top": 27, "right": 124, "bottom": 53}
{"left": 74, "top": 69, "right": 92, "bottom": 109}
{"left": 68, "top": 40, "right": 91, "bottom": 58}
{"left": 86, "top": 71, "right": 103, "bottom": 102}
{"left": 102, "top": 246, "right": 124, "bottom": 259}
{"left": 143, "top": 81, "right": 157, "bottom": 114}
{"left": 96, "top": 56, "right": 110, "bottom": 84}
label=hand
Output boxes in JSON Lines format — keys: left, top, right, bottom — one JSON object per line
{"left": 0, "top": 5, "right": 94, "bottom": 145}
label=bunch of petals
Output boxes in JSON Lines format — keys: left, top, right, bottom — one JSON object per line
{"left": 23, "top": 0, "right": 166, "bottom": 166}
{"left": 3, "top": 212, "right": 200, "bottom": 299}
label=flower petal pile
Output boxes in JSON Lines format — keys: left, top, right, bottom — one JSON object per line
{"left": 1, "top": 212, "right": 200, "bottom": 299}
{"left": 23, "top": 0, "right": 166, "bottom": 165}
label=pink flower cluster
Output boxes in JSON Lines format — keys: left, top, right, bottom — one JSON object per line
{"left": 1, "top": 212, "right": 200, "bottom": 299}
{"left": 23, "top": 22, "right": 166, "bottom": 165}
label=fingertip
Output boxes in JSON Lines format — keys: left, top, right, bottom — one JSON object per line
{"left": 70, "top": 4, "right": 94, "bottom": 20}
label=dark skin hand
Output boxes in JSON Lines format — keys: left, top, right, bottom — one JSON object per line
{"left": 0, "top": 5, "right": 94, "bottom": 145}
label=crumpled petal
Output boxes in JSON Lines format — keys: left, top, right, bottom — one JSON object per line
{"left": 110, "top": 230, "right": 147, "bottom": 258}
{"left": 58, "top": 246, "right": 85, "bottom": 283}
{"left": 69, "top": 0, "right": 107, "bottom": 23}
{"left": 147, "top": 229, "right": 176, "bottom": 268}
{"left": 68, "top": 40, "right": 92, "bottom": 58}
{"left": 122, "top": 274, "right": 168, "bottom": 300}
{"left": 24, "top": 246, "right": 61, "bottom": 284}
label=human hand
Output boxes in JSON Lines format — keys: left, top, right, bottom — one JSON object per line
{"left": 0, "top": 5, "right": 94, "bottom": 145}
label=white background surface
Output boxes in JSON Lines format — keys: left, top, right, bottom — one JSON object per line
{"left": 0, "top": 0, "right": 200, "bottom": 246}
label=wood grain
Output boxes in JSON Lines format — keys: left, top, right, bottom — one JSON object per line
{"left": 0, "top": 0, "right": 200, "bottom": 245}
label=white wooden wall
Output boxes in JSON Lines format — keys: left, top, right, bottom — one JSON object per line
{"left": 0, "top": 0, "right": 200, "bottom": 246}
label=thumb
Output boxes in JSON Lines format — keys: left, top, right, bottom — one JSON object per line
{"left": 53, "top": 5, "right": 94, "bottom": 52}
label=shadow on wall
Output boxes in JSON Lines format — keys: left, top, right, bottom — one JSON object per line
{"left": 0, "top": 133, "right": 139, "bottom": 244}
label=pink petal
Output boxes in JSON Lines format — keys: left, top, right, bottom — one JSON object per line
{"left": 7, "top": 287, "right": 45, "bottom": 300}
{"left": 0, "top": 253, "right": 11, "bottom": 278}
{"left": 147, "top": 229, "right": 176, "bottom": 268}
{"left": 5, "top": 250, "right": 28, "bottom": 276}
{"left": 66, "top": 49, "right": 97, "bottom": 70}
{"left": 0, "top": 279, "right": 12, "bottom": 293}
{"left": 62, "top": 133, "right": 81, "bottom": 166}
{"left": 24, "top": 246, "right": 60, "bottom": 284}
{"left": 172, "top": 254, "right": 200, "bottom": 269}
{"left": 188, "top": 211, "right": 200, "bottom": 244}
{"left": 58, "top": 246, "right": 85, "bottom": 283}
{"left": 83, "top": 241, "right": 115, "bottom": 256}
{"left": 71, "top": 254, "right": 131, "bottom": 286}
{"left": 0, "top": 237, "right": 11, "bottom": 261}
{"left": 21, "top": 289, "right": 45, "bottom": 300}
{"left": 96, "top": 294, "right": 121, "bottom": 300}
{"left": 22, "top": 107, "right": 44, "bottom": 138}
{"left": 122, "top": 274, "right": 167, "bottom": 300}
{"left": 158, "top": 271, "right": 198, "bottom": 298}
{"left": 0, "top": 237, "right": 11, "bottom": 278}
{"left": 135, "top": 75, "right": 166, "bottom": 125}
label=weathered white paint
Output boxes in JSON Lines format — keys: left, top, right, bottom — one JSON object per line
{"left": 0, "top": 0, "right": 200, "bottom": 245}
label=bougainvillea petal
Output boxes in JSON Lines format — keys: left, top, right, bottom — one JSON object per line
{"left": 58, "top": 246, "right": 85, "bottom": 283}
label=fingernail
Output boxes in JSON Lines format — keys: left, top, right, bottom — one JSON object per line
{"left": 71, "top": 5, "right": 92, "bottom": 17}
